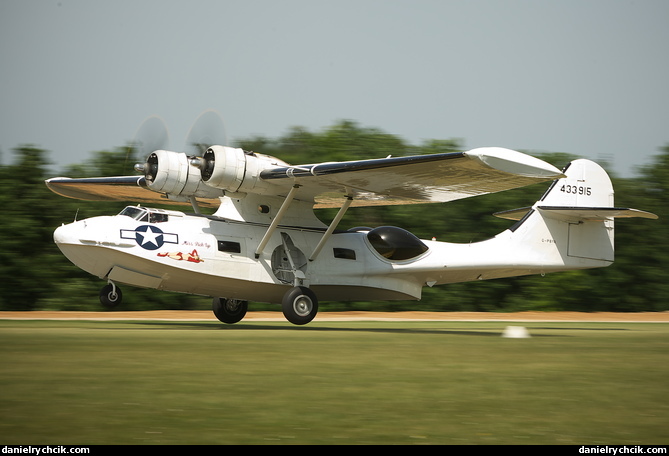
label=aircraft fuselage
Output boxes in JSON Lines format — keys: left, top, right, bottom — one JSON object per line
{"left": 54, "top": 206, "right": 440, "bottom": 304}
{"left": 54, "top": 200, "right": 611, "bottom": 310}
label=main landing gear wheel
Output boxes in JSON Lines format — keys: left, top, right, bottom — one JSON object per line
{"left": 99, "top": 284, "right": 122, "bottom": 309}
{"left": 282, "top": 286, "right": 318, "bottom": 325}
{"left": 212, "top": 298, "right": 248, "bottom": 324}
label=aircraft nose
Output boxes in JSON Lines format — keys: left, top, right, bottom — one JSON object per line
{"left": 53, "top": 224, "right": 68, "bottom": 244}
{"left": 53, "top": 221, "right": 83, "bottom": 245}
{"left": 53, "top": 220, "right": 106, "bottom": 277}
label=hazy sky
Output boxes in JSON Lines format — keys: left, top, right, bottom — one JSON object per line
{"left": 1, "top": 0, "right": 667, "bottom": 177}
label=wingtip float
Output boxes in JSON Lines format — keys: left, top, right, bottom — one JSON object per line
{"left": 464, "top": 147, "right": 566, "bottom": 179}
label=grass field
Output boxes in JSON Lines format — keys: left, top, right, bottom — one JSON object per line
{"left": 0, "top": 319, "right": 667, "bottom": 445}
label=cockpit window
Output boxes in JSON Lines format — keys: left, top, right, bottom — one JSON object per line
{"left": 120, "top": 206, "right": 148, "bottom": 221}
{"left": 119, "top": 206, "right": 168, "bottom": 223}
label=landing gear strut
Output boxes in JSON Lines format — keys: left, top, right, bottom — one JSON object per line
{"left": 282, "top": 286, "right": 318, "bottom": 325}
{"left": 212, "top": 298, "right": 248, "bottom": 324}
{"left": 100, "top": 283, "right": 122, "bottom": 309}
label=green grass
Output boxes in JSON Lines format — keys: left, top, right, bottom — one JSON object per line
{"left": 0, "top": 319, "right": 668, "bottom": 445}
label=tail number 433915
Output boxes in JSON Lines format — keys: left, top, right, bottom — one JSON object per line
{"left": 561, "top": 184, "right": 592, "bottom": 196}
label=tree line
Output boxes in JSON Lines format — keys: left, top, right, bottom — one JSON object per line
{"left": 1, "top": 120, "right": 667, "bottom": 312}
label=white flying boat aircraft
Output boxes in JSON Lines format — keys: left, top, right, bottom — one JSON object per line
{"left": 46, "top": 115, "right": 657, "bottom": 325}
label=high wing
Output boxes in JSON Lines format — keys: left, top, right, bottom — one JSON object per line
{"left": 45, "top": 176, "right": 221, "bottom": 208}
{"left": 45, "top": 147, "right": 565, "bottom": 209}
{"left": 262, "top": 147, "right": 565, "bottom": 208}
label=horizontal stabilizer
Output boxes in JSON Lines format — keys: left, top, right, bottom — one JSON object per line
{"left": 494, "top": 206, "right": 658, "bottom": 221}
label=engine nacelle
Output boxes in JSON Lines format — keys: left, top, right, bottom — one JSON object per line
{"left": 142, "top": 150, "right": 224, "bottom": 199}
{"left": 200, "top": 145, "right": 274, "bottom": 194}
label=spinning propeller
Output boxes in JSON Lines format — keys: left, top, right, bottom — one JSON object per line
{"left": 184, "top": 109, "right": 228, "bottom": 180}
{"left": 132, "top": 115, "right": 170, "bottom": 181}
{"left": 132, "top": 110, "right": 227, "bottom": 186}
{"left": 185, "top": 109, "right": 227, "bottom": 155}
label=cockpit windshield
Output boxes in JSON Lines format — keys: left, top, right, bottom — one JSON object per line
{"left": 120, "top": 206, "right": 148, "bottom": 221}
{"left": 119, "top": 206, "right": 169, "bottom": 223}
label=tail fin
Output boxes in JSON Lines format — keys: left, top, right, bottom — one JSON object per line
{"left": 495, "top": 159, "right": 657, "bottom": 268}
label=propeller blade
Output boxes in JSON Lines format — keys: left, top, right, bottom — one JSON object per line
{"left": 185, "top": 109, "right": 227, "bottom": 155}
{"left": 132, "top": 115, "right": 170, "bottom": 159}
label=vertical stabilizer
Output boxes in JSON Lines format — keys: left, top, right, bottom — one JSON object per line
{"left": 540, "top": 159, "right": 615, "bottom": 262}
{"left": 496, "top": 159, "right": 656, "bottom": 271}
{"left": 540, "top": 159, "right": 614, "bottom": 207}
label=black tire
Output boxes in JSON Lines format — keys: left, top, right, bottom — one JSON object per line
{"left": 99, "top": 284, "right": 122, "bottom": 309}
{"left": 212, "top": 298, "right": 248, "bottom": 324}
{"left": 281, "top": 286, "right": 318, "bottom": 325}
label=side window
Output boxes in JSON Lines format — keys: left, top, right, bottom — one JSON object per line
{"left": 218, "top": 240, "right": 242, "bottom": 254}
{"left": 149, "top": 213, "right": 168, "bottom": 223}
{"left": 333, "top": 248, "right": 356, "bottom": 260}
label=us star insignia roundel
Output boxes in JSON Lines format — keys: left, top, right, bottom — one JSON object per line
{"left": 120, "top": 225, "right": 179, "bottom": 250}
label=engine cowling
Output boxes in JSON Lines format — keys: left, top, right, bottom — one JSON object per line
{"left": 200, "top": 146, "right": 246, "bottom": 192}
{"left": 142, "top": 150, "right": 224, "bottom": 199}
{"left": 200, "top": 145, "right": 273, "bottom": 194}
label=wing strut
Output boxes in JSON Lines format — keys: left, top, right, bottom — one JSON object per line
{"left": 254, "top": 185, "right": 301, "bottom": 259}
{"left": 189, "top": 196, "right": 202, "bottom": 215}
{"left": 309, "top": 196, "right": 353, "bottom": 262}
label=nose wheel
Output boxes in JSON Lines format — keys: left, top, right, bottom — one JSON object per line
{"left": 212, "top": 298, "right": 248, "bottom": 324}
{"left": 99, "top": 283, "right": 122, "bottom": 309}
{"left": 282, "top": 286, "right": 318, "bottom": 325}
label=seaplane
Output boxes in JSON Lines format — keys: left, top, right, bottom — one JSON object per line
{"left": 45, "top": 113, "right": 657, "bottom": 325}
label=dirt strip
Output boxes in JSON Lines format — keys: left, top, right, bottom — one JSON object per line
{"left": 1, "top": 310, "right": 668, "bottom": 322}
